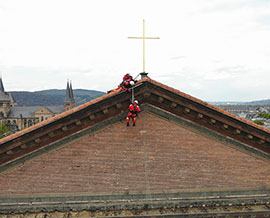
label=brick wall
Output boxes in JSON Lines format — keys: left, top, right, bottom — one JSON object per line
{"left": 0, "top": 112, "right": 270, "bottom": 195}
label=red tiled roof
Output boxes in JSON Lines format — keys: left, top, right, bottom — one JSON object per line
{"left": 1, "top": 76, "right": 269, "bottom": 145}
{"left": 0, "top": 86, "right": 123, "bottom": 144}
{"left": 145, "top": 77, "right": 270, "bottom": 134}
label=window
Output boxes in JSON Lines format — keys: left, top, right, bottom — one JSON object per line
{"left": 28, "top": 120, "right": 32, "bottom": 126}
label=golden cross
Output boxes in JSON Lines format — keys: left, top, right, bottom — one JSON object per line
{"left": 128, "top": 20, "right": 160, "bottom": 73}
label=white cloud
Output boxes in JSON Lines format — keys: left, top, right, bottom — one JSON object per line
{"left": 0, "top": 0, "right": 270, "bottom": 101}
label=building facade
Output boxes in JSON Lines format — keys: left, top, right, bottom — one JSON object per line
{"left": 0, "top": 78, "right": 75, "bottom": 132}
{"left": 1, "top": 76, "right": 270, "bottom": 217}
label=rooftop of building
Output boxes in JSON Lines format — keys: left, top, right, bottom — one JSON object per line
{"left": 1, "top": 76, "right": 270, "bottom": 217}
{"left": 1, "top": 76, "right": 270, "bottom": 144}
{"left": 6, "top": 106, "right": 64, "bottom": 119}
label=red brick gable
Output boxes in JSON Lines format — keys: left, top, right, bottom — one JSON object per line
{"left": 1, "top": 112, "right": 269, "bottom": 196}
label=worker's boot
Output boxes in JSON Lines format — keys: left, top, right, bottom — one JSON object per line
{"left": 127, "top": 123, "right": 129, "bottom": 127}
{"left": 133, "top": 123, "right": 136, "bottom": 127}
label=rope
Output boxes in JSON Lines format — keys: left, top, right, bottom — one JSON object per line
{"left": 131, "top": 86, "right": 134, "bottom": 103}
{"left": 134, "top": 73, "right": 140, "bottom": 81}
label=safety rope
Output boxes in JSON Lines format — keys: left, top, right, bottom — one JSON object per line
{"left": 134, "top": 73, "right": 140, "bottom": 81}
{"left": 131, "top": 73, "right": 140, "bottom": 103}
{"left": 131, "top": 85, "right": 134, "bottom": 103}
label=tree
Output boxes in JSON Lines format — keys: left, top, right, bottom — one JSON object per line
{"left": 0, "top": 122, "right": 11, "bottom": 139}
{"left": 259, "top": 113, "right": 270, "bottom": 119}
{"left": 253, "top": 120, "right": 264, "bottom": 125}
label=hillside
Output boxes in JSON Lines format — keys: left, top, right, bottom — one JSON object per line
{"left": 244, "top": 99, "right": 270, "bottom": 105}
{"left": 210, "top": 99, "right": 270, "bottom": 105}
{"left": 9, "top": 89, "right": 270, "bottom": 107}
{"left": 10, "top": 89, "right": 105, "bottom": 106}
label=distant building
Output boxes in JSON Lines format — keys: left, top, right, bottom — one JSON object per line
{"left": 0, "top": 78, "right": 75, "bottom": 131}
{"left": 218, "top": 104, "right": 270, "bottom": 129}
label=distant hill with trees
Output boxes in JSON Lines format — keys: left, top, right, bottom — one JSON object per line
{"left": 10, "top": 89, "right": 270, "bottom": 107}
{"left": 211, "top": 99, "right": 270, "bottom": 105}
{"left": 10, "top": 89, "right": 105, "bottom": 106}
{"left": 244, "top": 99, "right": 270, "bottom": 105}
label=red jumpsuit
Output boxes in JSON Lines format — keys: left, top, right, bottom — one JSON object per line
{"left": 121, "top": 74, "right": 134, "bottom": 91}
{"left": 123, "top": 74, "right": 131, "bottom": 81}
{"left": 108, "top": 74, "right": 135, "bottom": 93}
{"left": 126, "top": 103, "right": 141, "bottom": 126}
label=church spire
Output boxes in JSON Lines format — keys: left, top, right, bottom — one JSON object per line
{"left": 69, "top": 81, "right": 75, "bottom": 103}
{"left": 65, "top": 80, "right": 71, "bottom": 102}
{"left": 8, "top": 93, "right": 17, "bottom": 107}
{"left": 64, "top": 79, "right": 75, "bottom": 111}
{"left": 64, "top": 80, "right": 75, "bottom": 103}
{"left": 0, "top": 77, "right": 5, "bottom": 92}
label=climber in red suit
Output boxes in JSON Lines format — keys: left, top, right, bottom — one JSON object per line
{"left": 126, "top": 100, "right": 141, "bottom": 127}
{"left": 123, "top": 73, "right": 132, "bottom": 81}
{"left": 108, "top": 73, "right": 136, "bottom": 93}
{"left": 121, "top": 73, "right": 134, "bottom": 91}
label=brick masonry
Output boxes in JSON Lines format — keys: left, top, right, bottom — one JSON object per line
{"left": 0, "top": 112, "right": 270, "bottom": 195}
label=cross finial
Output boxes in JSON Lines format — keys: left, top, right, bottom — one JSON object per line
{"left": 128, "top": 20, "right": 160, "bottom": 74}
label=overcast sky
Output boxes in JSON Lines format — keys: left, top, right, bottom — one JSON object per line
{"left": 0, "top": 0, "right": 270, "bottom": 101}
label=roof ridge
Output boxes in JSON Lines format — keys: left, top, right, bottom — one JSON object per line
{"left": 1, "top": 76, "right": 269, "bottom": 145}
{"left": 146, "top": 77, "right": 270, "bottom": 134}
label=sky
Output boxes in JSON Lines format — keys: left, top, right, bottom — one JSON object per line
{"left": 0, "top": 0, "right": 270, "bottom": 102}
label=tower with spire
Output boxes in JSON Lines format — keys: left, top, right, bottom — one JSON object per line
{"left": 64, "top": 80, "right": 75, "bottom": 111}
{"left": 0, "top": 77, "right": 77, "bottom": 133}
{"left": 0, "top": 77, "right": 17, "bottom": 118}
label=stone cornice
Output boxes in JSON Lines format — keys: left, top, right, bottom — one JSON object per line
{"left": 1, "top": 188, "right": 270, "bottom": 217}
